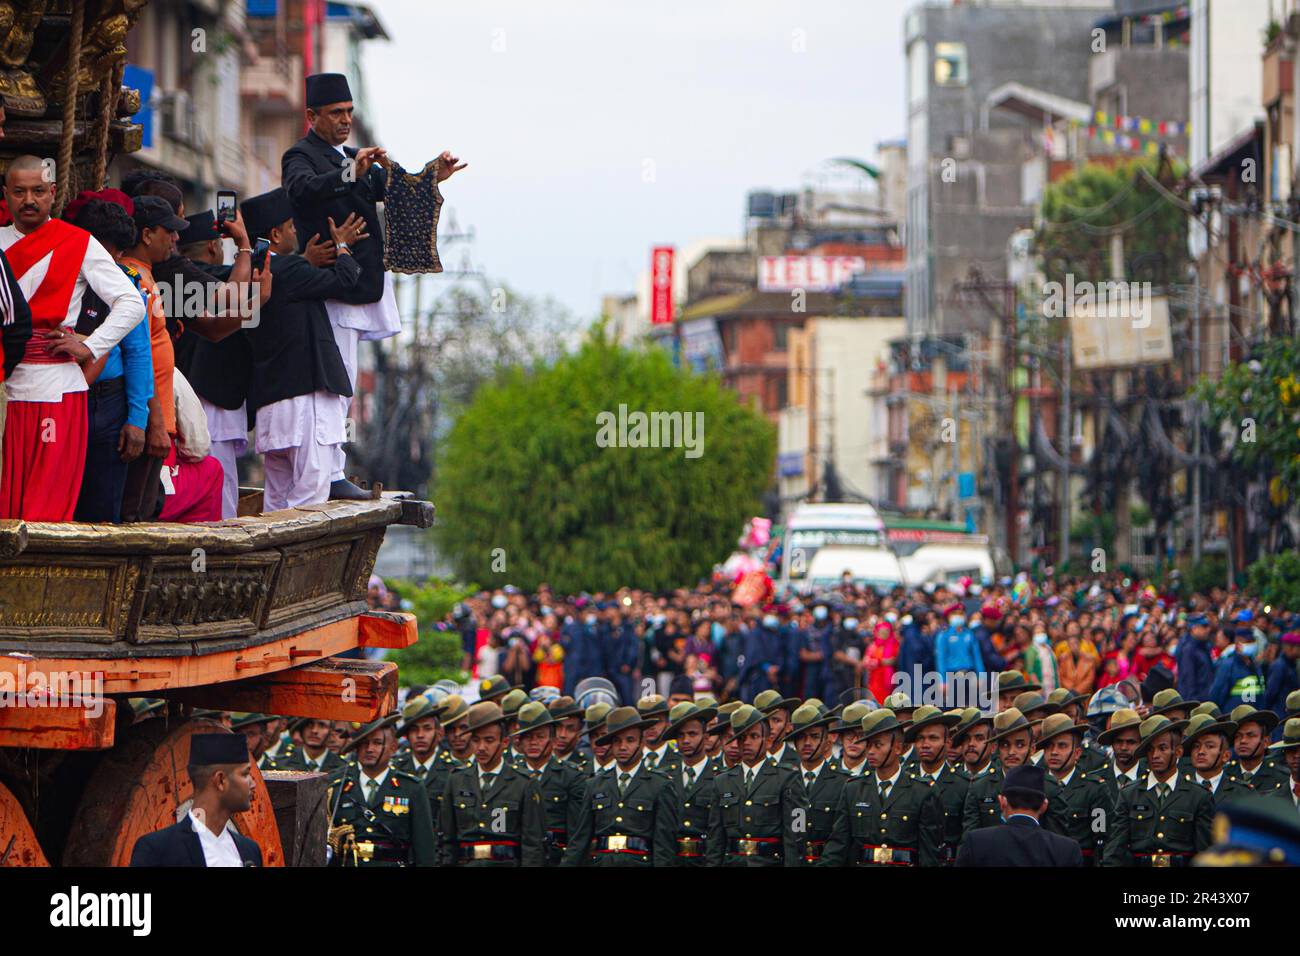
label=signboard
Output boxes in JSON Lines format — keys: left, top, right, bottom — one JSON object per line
{"left": 1069, "top": 294, "right": 1173, "bottom": 369}
{"left": 651, "top": 246, "right": 674, "bottom": 325}
{"left": 758, "top": 255, "right": 867, "bottom": 292}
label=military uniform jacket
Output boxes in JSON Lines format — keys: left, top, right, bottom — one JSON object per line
{"left": 273, "top": 746, "right": 347, "bottom": 776}
{"left": 1197, "top": 771, "right": 1252, "bottom": 808}
{"left": 330, "top": 765, "right": 438, "bottom": 866}
{"left": 769, "top": 742, "right": 801, "bottom": 771}
{"left": 798, "top": 764, "right": 851, "bottom": 864}
{"left": 520, "top": 758, "right": 587, "bottom": 864}
{"left": 1102, "top": 773, "right": 1214, "bottom": 866}
{"left": 563, "top": 764, "right": 680, "bottom": 866}
{"left": 706, "top": 760, "right": 807, "bottom": 867}
{"left": 1225, "top": 758, "right": 1290, "bottom": 795}
{"left": 819, "top": 768, "right": 941, "bottom": 867}
{"left": 919, "top": 763, "right": 969, "bottom": 861}
{"left": 1078, "top": 740, "right": 1109, "bottom": 775}
{"left": 642, "top": 745, "right": 681, "bottom": 777}
{"left": 557, "top": 749, "right": 591, "bottom": 775}
{"left": 962, "top": 763, "right": 1004, "bottom": 833}
{"left": 1044, "top": 767, "right": 1114, "bottom": 861}
{"left": 438, "top": 761, "right": 544, "bottom": 866}
{"left": 673, "top": 759, "right": 717, "bottom": 865}
{"left": 1101, "top": 760, "right": 1148, "bottom": 805}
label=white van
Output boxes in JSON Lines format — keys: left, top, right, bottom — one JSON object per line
{"left": 804, "top": 545, "right": 906, "bottom": 593}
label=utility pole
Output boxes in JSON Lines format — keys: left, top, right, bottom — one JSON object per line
{"left": 1059, "top": 323, "right": 1071, "bottom": 570}
{"left": 1191, "top": 265, "right": 1203, "bottom": 565}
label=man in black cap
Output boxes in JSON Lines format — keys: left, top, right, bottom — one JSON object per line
{"left": 130, "top": 733, "right": 262, "bottom": 866}
{"left": 281, "top": 72, "right": 465, "bottom": 500}
{"left": 240, "top": 187, "right": 367, "bottom": 511}
{"left": 954, "top": 764, "right": 1083, "bottom": 867}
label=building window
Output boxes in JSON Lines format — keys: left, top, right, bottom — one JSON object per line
{"left": 773, "top": 375, "right": 788, "bottom": 410}
{"left": 773, "top": 321, "right": 788, "bottom": 350}
{"left": 934, "top": 42, "right": 967, "bottom": 87}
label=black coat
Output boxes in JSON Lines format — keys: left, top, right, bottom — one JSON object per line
{"left": 244, "top": 252, "right": 357, "bottom": 413}
{"left": 955, "top": 814, "right": 1083, "bottom": 867}
{"left": 0, "top": 249, "right": 32, "bottom": 379}
{"left": 129, "top": 815, "right": 262, "bottom": 867}
{"left": 281, "top": 129, "right": 386, "bottom": 305}
{"left": 165, "top": 259, "right": 252, "bottom": 412}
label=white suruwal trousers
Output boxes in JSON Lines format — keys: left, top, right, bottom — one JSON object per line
{"left": 324, "top": 272, "right": 401, "bottom": 482}
{"left": 200, "top": 397, "right": 248, "bottom": 519}
{"left": 257, "top": 389, "right": 346, "bottom": 512}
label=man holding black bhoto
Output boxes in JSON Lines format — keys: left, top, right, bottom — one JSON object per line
{"left": 129, "top": 733, "right": 263, "bottom": 866}
{"left": 281, "top": 72, "right": 465, "bottom": 500}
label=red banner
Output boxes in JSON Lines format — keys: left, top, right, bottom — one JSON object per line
{"left": 651, "top": 246, "right": 674, "bottom": 325}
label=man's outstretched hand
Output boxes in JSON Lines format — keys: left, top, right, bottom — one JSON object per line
{"left": 436, "top": 149, "right": 468, "bottom": 182}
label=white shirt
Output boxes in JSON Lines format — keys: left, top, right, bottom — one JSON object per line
{"left": 842, "top": 758, "right": 869, "bottom": 777}
{"left": 877, "top": 766, "right": 903, "bottom": 798}
{"left": 1146, "top": 770, "right": 1178, "bottom": 792}
{"left": 411, "top": 753, "right": 438, "bottom": 775}
{"left": 477, "top": 758, "right": 504, "bottom": 790}
{"left": 645, "top": 743, "right": 668, "bottom": 766}
{"left": 0, "top": 223, "right": 146, "bottom": 402}
{"left": 1196, "top": 770, "right": 1224, "bottom": 794}
{"left": 800, "top": 761, "right": 826, "bottom": 786}
{"left": 1114, "top": 763, "right": 1140, "bottom": 786}
{"left": 201, "top": 396, "right": 248, "bottom": 446}
{"left": 681, "top": 756, "right": 708, "bottom": 789}
{"left": 769, "top": 742, "right": 789, "bottom": 764}
{"left": 188, "top": 810, "right": 243, "bottom": 867}
{"left": 361, "top": 767, "right": 390, "bottom": 801}
{"left": 615, "top": 758, "right": 644, "bottom": 784}
{"left": 300, "top": 749, "right": 331, "bottom": 772}
{"left": 1055, "top": 766, "right": 1077, "bottom": 788}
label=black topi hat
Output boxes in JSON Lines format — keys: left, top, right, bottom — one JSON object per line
{"left": 188, "top": 733, "right": 249, "bottom": 766}
{"left": 241, "top": 187, "right": 293, "bottom": 241}
{"left": 305, "top": 73, "right": 353, "bottom": 109}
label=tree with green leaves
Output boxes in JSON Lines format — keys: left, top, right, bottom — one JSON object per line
{"left": 435, "top": 327, "right": 776, "bottom": 592}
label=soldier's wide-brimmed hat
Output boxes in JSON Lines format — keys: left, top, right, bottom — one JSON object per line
{"left": 511, "top": 701, "right": 557, "bottom": 736}
{"left": 499, "top": 688, "right": 529, "bottom": 719}
{"left": 830, "top": 700, "right": 875, "bottom": 733}
{"left": 229, "top": 712, "right": 275, "bottom": 730}
{"left": 951, "top": 706, "right": 994, "bottom": 742}
{"left": 596, "top": 706, "right": 656, "bottom": 746}
{"left": 997, "top": 671, "right": 1040, "bottom": 695}
{"left": 547, "top": 696, "right": 584, "bottom": 721}
{"left": 836, "top": 687, "right": 878, "bottom": 710}
{"left": 989, "top": 707, "right": 1041, "bottom": 744}
{"left": 706, "top": 701, "right": 744, "bottom": 736}
{"left": 1229, "top": 704, "right": 1280, "bottom": 734}
{"left": 903, "top": 705, "right": 961, "bottom": 742}
{"left": 339, "top": 712, "right": 400, "bottom": 755}
{"left": 463, "top": 701, "right": 509, "bottom": 734}
{"left": 477, "top": 674, "right": 520, "bottom": 703}
{"left": 440, "top": 695, "right": 471, "bottom": 727}
{"left": 663, "top": 700, "right": 719, "bottom": 740}
{"left": 881, "top": 691, "right": 915, "bottom": 716}
{"left": 1149, "top": 688, "right": 1198, "bottom": 717}
{"left": 1134, "top": 715, "right": 1190, "bottom": 758}
{"left": 753, "top": 688, "right": 799, "bottom": 714}
{"left": 398, "top": 694, "right": 445, "bottom": 734}
{"left": 130, "top": 698, "right": 166, "bottom": 719}
{"left": 1286, "top": 689, "right": 1300, "bottom": 719}
{"left": 725, "top": 704, "right": 770, "bottom": 742}
{"left": 787, "top": 702, "right": 835, "bottom": 739}
{"left": 1266, "top": 717, "right": 1300, "bottom": 752}
{"left": 1096, "top": 707, "right": 1144, "bottom": 744}
{"left": 859, "top": 708, "right": 903, "bottom": 742}
{"left": 1182, "top": 712, "right": 1239, "bottom": 747}
{"left": 1013, "top": 691, "right": 1059, "bottom": 720}
{"left": 1034, "top": 712, "right": 1090, "bottom": 750}
{"left": 583, "top": 702, "right": 614, "bottom": 737}
{"left": 1046, "top": 687, "right": 1089, "bottom": 711}
{"left": 1191, "top": 701, "right": 1223, "bottom": 720}
{"left": 636, "top": 694, "right": 671, "bottom": 720}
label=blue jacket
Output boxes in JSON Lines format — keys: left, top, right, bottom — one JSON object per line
{"left": 1209, "top": 651, "right": 1265, "bottom": 712}
{"left": 739, "top": 625, "right": 783, "bottom": 700}
{"left": 1175, "top": 635, "right": 1215, "bottom": 703}
{"left": 972, "top": 625, "right": 1006, "bottom": 673}
{"left": 895, "top": 621, "right": 934, "bottom": 680}
{"left": 935, "top": 625, "right": 984, "bottom": 678}
{"left": 1264, "top": 655, "right": 1299, "bottom": 720}
{"left": 561, "top": 620, "right": 604, "bottom": 693}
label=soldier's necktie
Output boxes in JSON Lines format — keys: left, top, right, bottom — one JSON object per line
{"left": 684, "top": 765, "right": 696, "bottom": 788}
{"left": 619, "top": 772, "right": 631, "bottom": 795}
{"left": 879, "top": 780, "right": 892, "bottom": 801}
{"left": 744, "top": 768, "right": 754, "bottom": 791}
{"left": 364, "top": 778, "right": 378, "bottom": 804}
{"left": 1241, "top": 771, "right": 1254, "bottom": 784}
{"left": 1157, "top": 782, "right": 1170, "bottom": 803}
{"left": 481, "top": 772, "right": 496, "bottom": 793}
{"left": 804, "top": 770, "right": 816, "bottom": 788}
{"left": 1201, "top": 779, "right": 1213, "bottom": 792}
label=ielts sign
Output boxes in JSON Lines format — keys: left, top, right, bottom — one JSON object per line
{"left": 651, "top": 246, "right": 674, "bottom": 325}
{"left": 758, "top": 255, "right": 867, "bottom": 292}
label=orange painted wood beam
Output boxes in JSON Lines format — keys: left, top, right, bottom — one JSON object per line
{"left": 0, "top": 696, "right": 116, "bottom": 750}
{"left": 358, "top": 611, "right": 418, "bottom": 649}
{"left": 171, "top": 658, "right": 398, "bottom": 722}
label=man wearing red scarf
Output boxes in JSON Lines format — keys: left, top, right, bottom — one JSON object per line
{"left": 0, "top": 155, "right": 146, "bottom": 520}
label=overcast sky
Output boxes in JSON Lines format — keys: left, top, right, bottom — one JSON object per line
{"left": 365, "top": 0, "right": 911, "bottom": 318}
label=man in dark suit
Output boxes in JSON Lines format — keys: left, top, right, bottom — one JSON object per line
{"left": 130, "top": 733, "right": 263, "bottom": 867}
{"left": 956, "top": 764, "right": 1083, "bottom": 867}
{"left": 280, "top": 72, "right": 465, "bottom": 500}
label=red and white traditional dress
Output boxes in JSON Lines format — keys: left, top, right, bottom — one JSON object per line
{"left": 0, "top": 218, "right": 146, "bottom": 520}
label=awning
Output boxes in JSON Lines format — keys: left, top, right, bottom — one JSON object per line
{"left": 986, "top": 82, "right": 1091, "bottom": 126}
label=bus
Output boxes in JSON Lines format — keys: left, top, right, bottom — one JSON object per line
{"left": 778, "top": 503, "right": 898, "bottom": 592}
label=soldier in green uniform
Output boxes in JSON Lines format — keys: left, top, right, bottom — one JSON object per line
{"left": 906, "top": 705, "right": 967, "bottom": 864}
{"left": 944, "top": 708, "right": 967, "bottom": 769}
{"left": 563, "top": 706, "right": 680, "bottom": 866}
{"left": 753, "top": 689, "right": 800, "bottom": 769}
{"left": 826, "top": 701, "right": 874, "bottom": 776}
{"left": 951, "top": 707, "right": 994, "bottom": 779}
{"left": 1037, "top": 712, "right": 1114, "bottom": 864}
{"left": 1182, "top": 712, "right": 1250, "bottom": 806}
{"left": 439, "top": 695, "right": 475, "bottom": 767}
{"left": 996, "top": 671, "right": 1040, "bottom": 712}
{"left": 548, "top": 696, "right": 590, "bottom": 773}
{"left": 328, "top": 713, "right": 438, "bottom": 866}
{"left": 273, "top": 717, "right": 346, "bottom": 775}
{"left": 963, "top": 707, "right": 1047, "bottom": 832}
{"left": 584, "top": 702, "right": 616, "bottom": 775}
{"left": 391, "top": 695, "right": 447, "bottom": 779}
{"left": 819, "top": 708, "right": 941, "bottom": 867}
{"left": 1227, "top": 704, "right": 1289, "bottom": 794}
{"left": 637, "top": 695, "right": 679, "bottom": 774}
{"left": 1048, "top": 688, "right": 1108, "bottom": 774}
{"left": 500, "top": 689, "right": 530, "bottom": 767}
{"left": 706, "top": 701, "right": 743, "bottom": 774}
{"left": 1148, "top": 688, "right": 1199, "bottom": 774}
{"left": 1097, "top": 708, "right": 1146, "bottom": 801}
{"left": 1012, "top": 691, "right": 1059, "bottom": 769}
{"left": 662, "top": 699, "right": 718, "bottom": 865}
{"left": 477, "top": 674, "right": 519, "bottom": 704}
{"left": 881, "top": 692, "right": 917, "bottom": 766}
{"left": 1266, "top": 717, "right": 1300, "bottom": 815}
{"left": 231, "top": 713, "right": 287, "bottom": 771}
{"left": 706, "top": 704, "right": 806, "bottom": 866}
{"left": 1103, "top": 714, "right": 1213, "bottom": 866}
{"left": 511, "top": 701, "right": 587, "bottom": 865}
{"left": 787, "top": 701, "right": 846, "bottom": 864}
{"left": 438, "top": 701, "right": 545, "bottom": 866}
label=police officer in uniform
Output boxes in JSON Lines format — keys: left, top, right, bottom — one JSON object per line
{"left": 788, "top": 701, "right": 848, "bottom": 864}
{"left": 328, "top": 713, "right": 438, "bottom": 866}
{"left": 438, "top": 702, "right": 545, "bottom": 866}
{"left": 512, "top": 701, "right": 586, "bottom": 866}
{"left": 662, "top": 699, "right": 719, "bottom": 865}
{"left": 906, "top": 705, "right": 967, "bottom": 864}
{"left": 563, "top": 706, "right": 679, "bottom": 866}
{"left": 819, "top": 708, "right": 941, "bottom": 867}
{"left": 500, "top": 688, "right": 530, "bottom": 767}
{"left": 439, "top": 695, "right": 475, "bottom": 767}
{"left": 1182, "top": 712, "right": 1250, "bottom": 806}
{"left": 707, "top": 704, "right": 806, "bottom": 866}
{"left": 1103, "top": 714, "right": 1213, "bottom": 867}
{"left": 1266, "top": 717, "right": 1300, "bottom": 816}
{"left": 1037, "top": 712, "right": 1114, "bottom": 864}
